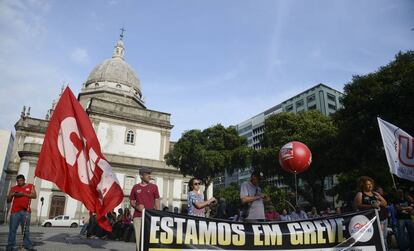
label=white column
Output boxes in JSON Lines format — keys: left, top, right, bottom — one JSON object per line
{"left": 65, "top": 196, "right": 78, "bottom": 219}
{"left": 18, "top": 161, "right": 29, "bottom": 179}
{"left": 173, "top": 179, "right": 182, "bottom": 200}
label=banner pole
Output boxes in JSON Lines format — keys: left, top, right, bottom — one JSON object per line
{"left": 294, "top": 173, "right": 298, "bottom": 208}
{"left": 390, "top": 174, "right": 398, "bottom": 191}
{"left": 141, "top": 208, "right": 145, "bottom": 251}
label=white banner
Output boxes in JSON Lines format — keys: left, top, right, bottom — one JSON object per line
{"left": 377, "top": 117, "right": 414, "bottom": 182}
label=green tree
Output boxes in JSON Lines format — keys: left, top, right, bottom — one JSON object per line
{"left": 261, "top": 183, "right": 288, "bottom": 212}
{"left": 165, "top": 124, "right": 252, "bottom": 196}
{"left": 333, "top": 51, "right": 414, "bottom": 196}
{"left": 215, "top": 182, "right": 288, "bottom": 214}
{"left": 215, "top": 183, "right": 242, "bottom": 209}
{"left": 254, "top": 110, "right": 338, "bottom": 208}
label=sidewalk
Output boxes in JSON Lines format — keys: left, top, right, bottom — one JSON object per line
{"left": 0, "top": 225, "right": 135, "bottom": 251}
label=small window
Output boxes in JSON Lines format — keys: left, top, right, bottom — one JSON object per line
{"left": 116, "top": 84, "right": 122, "bottom": 89}
{"left": 125, "top": 176, "right": 136, "bottom": 190}
{"left": 126, "top": 129, "right": 135, "bottom": 144}
{"left": 95, "top": 83, "right": 99, "bottom": 87}
{"left": 286, "top": 105, "right": 293, "bottom": 112}
{"left": 64, "top": 216, "right": 69, "bottom": 220}
{"left": 56, "top": 216, "right": 63, "bottom": 220}
{"left": 296, "top": 99, "right": 304, "bottom": 107}
{"left": 328, "top": 104, "right": 337, "bottom": 110}
{"left": 182, "top": 182, "right": 188, "bottom": 194}
{"left": 307, "top": 94, "right": 316, "bottom": 102}
{"left": 308, "top": 104, "right": 317, "bottom": 110}
{"left": 327, "top": 93, "right": 336, "bottom": 102}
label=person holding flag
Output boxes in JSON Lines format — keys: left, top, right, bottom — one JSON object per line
{"left": 130, "top": 168, "right": 160, "bottom": 251}
{"left": 35, "top": 87, "right": 123, "bottom": 232}
{"left": 6, "top": 174, "right": 37, "bottom": 251}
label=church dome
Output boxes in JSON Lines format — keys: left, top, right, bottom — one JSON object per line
{"left": 85, "top": 39, "right": 141, "bottom": 92}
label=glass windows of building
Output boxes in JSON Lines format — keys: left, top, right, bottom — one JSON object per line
{"left": 252, "top": 125, "right": 265, "bottom": 135}
{"left": 307, "top": 94, "right": 316, "bottom": 103}
{"left": 126, "top": 129, "right": 135, "bottom": 144}
{"left": 327, "top": 93, "right": 336, "bottom": 102}
{"left": 182, "top": 182, "right": 188, "bottom": 195}
{"left": 328, "top": 104, "right": 337, "bottom": 110}
{"left": 296, "top": 99, "right": 304, "bottom": 108}
{"left": 308, "top": 104, "right": 317, "bottom": 110}
{"left": 238, "top": 125, "right": 252, "bottom": 134}
{"left": 286, "top": 105, "right": 293, "bottom": 112}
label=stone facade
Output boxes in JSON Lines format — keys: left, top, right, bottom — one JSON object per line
{"left": 5, "top": 38, "right": 196, "bottom": 224}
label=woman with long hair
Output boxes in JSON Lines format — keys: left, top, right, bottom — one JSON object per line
{"left": 187, "top": 178, "right": 216, "bottom": 217}
{"left": 353, "top": 176, "right": 387, "bottom": 211}
{"left": 353, "top": 176, "right": 388, "bottom": 247}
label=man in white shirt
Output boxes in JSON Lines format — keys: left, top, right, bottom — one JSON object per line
{"left": 240, "top": 170, "right": 265, "bottom": 221}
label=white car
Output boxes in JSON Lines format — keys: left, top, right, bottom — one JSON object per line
{"left": 42, "top": 215, "right": 83, "bottom": 228}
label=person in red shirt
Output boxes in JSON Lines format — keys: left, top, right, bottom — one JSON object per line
{"left": 6, "top": 174, "right": 37, "bottom": 251}
{"left": 130, "top": 168, "right": 160, "bottom": 251}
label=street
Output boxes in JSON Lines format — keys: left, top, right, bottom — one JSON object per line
{"left": 0, "top": 225, "right": 135, "bottom": 251}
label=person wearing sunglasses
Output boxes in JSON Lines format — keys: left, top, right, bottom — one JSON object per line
{"left": 187, "top": 178, "right": 216, "bottom": 217}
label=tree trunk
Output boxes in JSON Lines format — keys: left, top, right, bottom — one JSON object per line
{"left": 204, "top": 180, "right": 211, "bottom": 200}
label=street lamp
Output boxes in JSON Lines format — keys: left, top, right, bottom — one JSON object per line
{"left": 38, "top": 197, "right": 44, "bottom": 226}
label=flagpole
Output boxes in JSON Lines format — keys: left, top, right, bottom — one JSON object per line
{"left": 390, "top": 174, "right": 398, "bottom": 191}
{"left": 377, "top": 117, "right": 401, "bottom": 191}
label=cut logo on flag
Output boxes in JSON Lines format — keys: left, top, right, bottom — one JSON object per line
{"left": 378, "top": 117, "right": 414, "bottom": 182}
{"left": 36, "top": 87, "right": 123, "bottom": 231}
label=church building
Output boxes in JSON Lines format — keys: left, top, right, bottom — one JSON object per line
{"left": 4, "top": 36, "right": 192, "bottom": 223}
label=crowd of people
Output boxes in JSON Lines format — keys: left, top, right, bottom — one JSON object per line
{"left": 79, "top": 208, "right": 134, "bottom": 242}
{"left": 7, "top": 170, "right": 414, "bottom": 251}
{"left": 186, "top": 172, "right": 414, "bottom": 251}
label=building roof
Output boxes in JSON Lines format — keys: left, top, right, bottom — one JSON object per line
{"left": 85, "top": 39, "right": 141, "bottom": 92}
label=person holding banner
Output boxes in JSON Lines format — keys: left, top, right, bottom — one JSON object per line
{"left": 353, "top": 176, "right": 388, "bottom": 247}
{"left": 130, "top": 168, "right": 160, "bottom": 251}
{"left": 240, "top": 170, "right": 265, "bottom": 221}
{"left": 6, "top": 174, "right": 37, "bottom": 251}
{"left": 187, "top": 178, "right": 216, "bottom": 217}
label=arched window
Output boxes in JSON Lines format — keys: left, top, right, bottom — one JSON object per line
{"left": 116, "top": 84, "right": 121, "bottom": 89}
{"left": 126, "top": 129, "right": 135, "bottom": 144}
{"left": 95, "top": 83, "right": 99, "bottom": 87}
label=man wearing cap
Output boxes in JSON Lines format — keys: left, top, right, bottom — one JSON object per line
{"left": 130, "top": 168, "right": 160, "bottom": 251}
{"left": 240, "top": 170, "right": 265, "bottom": 221}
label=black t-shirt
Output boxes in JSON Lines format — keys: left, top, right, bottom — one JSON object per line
{"left": 361, "top": 192, "right": 377, "bottom": 206}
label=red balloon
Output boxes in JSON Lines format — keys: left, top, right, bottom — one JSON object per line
{"left": 279, "top": 141, "right": 312, "bottom": 174}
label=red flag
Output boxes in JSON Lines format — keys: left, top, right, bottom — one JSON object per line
{"left": 36, "top": 87, "right": 123, "bottom": 231}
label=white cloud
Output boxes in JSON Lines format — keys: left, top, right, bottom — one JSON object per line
{"left": 90, "top": 11, "right": 104, "bottom": 31}
{"left": 107, "top": 0, "right": 119, "bottom": 5}
{"left": 69, "top": 47, "right": 90, "bottom": 65}
{"left": 266, "top": 1, "right": 290, "bottom": 77}
{"left": 0, "top": 0, "right": 66, "bottom": 132}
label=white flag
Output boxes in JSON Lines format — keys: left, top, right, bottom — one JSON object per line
{"left": 378, "top": 117, "right": 414, "bottom": 182}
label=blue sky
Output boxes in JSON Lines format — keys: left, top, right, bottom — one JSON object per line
{"left": 0, "top": 0, "right": 413, "bottom": 141}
